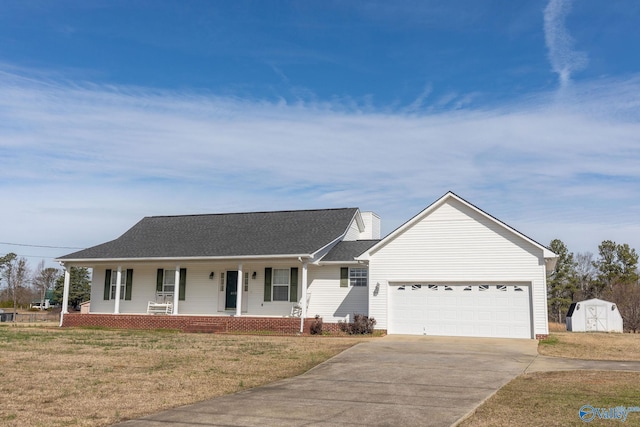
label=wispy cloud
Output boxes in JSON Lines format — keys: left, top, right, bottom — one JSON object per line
{"left": 404, "top": 84, "right": 432, "bottom": 113}
{"left": 543, "top": 0, "right": 588, "bottom": 89}
{"left": 1, "top": 67, "right": 639, "bottom": 262}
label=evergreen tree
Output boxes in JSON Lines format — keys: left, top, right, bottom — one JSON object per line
{"left": 53, "top": 267, "right": 91, "bottom": 309}
{"left": 593, "top": 240, "right": 639, "bottom": 295}
{"left": 547, "top": 239, "right": 578, "bottom": 323}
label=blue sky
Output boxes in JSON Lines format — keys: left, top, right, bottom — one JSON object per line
{"left": 1, "top": 0, "right": 639, "bottom": 267}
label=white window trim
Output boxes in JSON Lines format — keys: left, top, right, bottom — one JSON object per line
{"left": 272, "top": 268, "right": 290, "bottom": 302}
{"left": 162, "top": 269, "right": 176, "bottom": 294}
{"left": 110, "top": 269, "right": 128, "bottom": 300}
{"left": 349, "top": 267, "right": 368, "bottom": 287}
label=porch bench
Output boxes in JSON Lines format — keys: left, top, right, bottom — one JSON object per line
{"left": 147, "top": 301, "right": 173, "bottom": 315}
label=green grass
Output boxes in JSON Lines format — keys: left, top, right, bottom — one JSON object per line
{"left": 539, "top": 334, "right": 559, "bottom": 346}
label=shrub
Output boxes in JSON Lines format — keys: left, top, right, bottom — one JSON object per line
{"left": 338, "top": 314, "right": 376, "bottom": 335}
{"left": 310, "top": 315, "right": 323, "bottom": 335}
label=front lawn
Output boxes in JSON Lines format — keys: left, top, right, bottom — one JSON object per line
{"left": 0, "top": 325, "right": 365, "bottom": 426}
{"left": 539, "top": 332, "right": 640, "bottom": 361}
{"left": 460, "top": 332, "right": 640, "bottom": 426}
{"left": 459, "top": 371, "right": 640, "bottom": 426}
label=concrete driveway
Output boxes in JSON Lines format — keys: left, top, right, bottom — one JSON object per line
{"left": 118, "top": 335, "right": 539, "bottom": 427}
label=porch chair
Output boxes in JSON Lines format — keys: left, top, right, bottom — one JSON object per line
{"left": 290, "top": 292, "right": 311, "bottom": 317}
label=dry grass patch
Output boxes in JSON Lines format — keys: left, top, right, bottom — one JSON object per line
{"left": 460, "top": 371, "right": 640, "bottom": 427}
{"left": 548, "top": 321, "right": 566, "bottom": 332}
{"left": 0, "top": 325, "right": 366, "bottom": 426}
{"left": 539, "top": 332, "right": 640, "bottom": 361}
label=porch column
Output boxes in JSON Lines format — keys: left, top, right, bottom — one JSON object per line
{"left": 173, "top": 266, "right": 180, "bottom": 315}
{"left": 236, "top": 263, "right": 243, "bottom": 316}
{"left": 61, "top": 267, "right": 71, "bottom": 314}
{"left": 59, "top": 266, "right": 71, "bottom": 327}
{"left": 113, "top": 265, "right": 122, "bottom": 314}
{"left": 301, "top": 262, "right": 308, "bottom": 318}
{"left": 299, "top": 261, "right": 308, "bottom": 333}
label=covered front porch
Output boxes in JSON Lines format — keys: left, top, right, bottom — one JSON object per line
{"left": 59, "top": 259, "right": 314, "bottom": 330}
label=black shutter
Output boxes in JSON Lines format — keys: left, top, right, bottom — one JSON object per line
{"left": 104, "top": 269, "right": 112, "bottom": 300}
{"left": 125, "top": 269, "right": 133, "bottom": 300}
{"left": 340, "top": 267, "right": 349, "bottom": 287}
{"left": 264, "top": 267, "right": 272, "bottom": 302}
{"left": 289, "top": 267, "right": 298, "bottom": 302}
{"left": 179, "top": 268, "right": 187, "bottom": 300}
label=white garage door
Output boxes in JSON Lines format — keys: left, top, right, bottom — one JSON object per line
{"left": 388, "top": 283, "right": 532, "bottom": 338}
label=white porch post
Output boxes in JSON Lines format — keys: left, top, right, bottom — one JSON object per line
{"left": 301, "top": 262, "right": 308, "bottom": 318}
{"left": 300, "top": 261, "right": 308, "bottom": 333}
{"left": 61, "top": 267, "right": 71, "bottom": 314}
{"left": 236, "top": 263, "right": 243, "bottom": 316}
{"left": 173, "top": 267, "right": 180, "bottom": 315}
{"left": 59, "top": 267, "right": 71, "bottom": 327}
{"left": 113, "top": 266, "right": 122, "bottom": 314}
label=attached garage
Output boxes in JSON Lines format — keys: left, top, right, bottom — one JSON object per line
{"left": 358, "top": 192, "right": 558, "bottom": 339}
{"left": 388, "top": 283, "right": 532, "bottom": 338}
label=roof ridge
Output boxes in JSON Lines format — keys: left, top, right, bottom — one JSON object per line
{"left": 144, "top": 207, "right": 358, "bottom": 219}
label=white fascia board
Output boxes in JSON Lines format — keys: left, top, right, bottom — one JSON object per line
{"left": 356, "top": 191, "right": 557, "bottom": 261}
{"left": 56, "top": 253, "right": 313, "bottom": 264}
{"left": 355, "top": 195, "right": 449, "bottom": 259}
{"left": 311, "top": 235, "right": 346, "bottom": 260}
{"left": 354, "top": 210, "right": 365, "bottom": 232}
{"left": 346, "top": 209, "right": 364, "bottom": 234}
{"left": 317, "top": 260, "right": 368, "bottom": 265}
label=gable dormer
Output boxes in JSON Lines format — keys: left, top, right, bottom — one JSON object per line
{"left": 343, "top": 210, "right": 381, "bottom": 241}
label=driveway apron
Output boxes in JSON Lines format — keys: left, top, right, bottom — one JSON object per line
{"left": 117, "top": 335, "right": 538, "bottom": 427}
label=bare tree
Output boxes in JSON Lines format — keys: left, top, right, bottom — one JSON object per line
{"left": 574, "top": 251, "right": 597, "bottom": 299}
{"left": 1, "top": 255, "right": 30, "bottom": 319}
{"left": 32, "top": 260, "right": 61, "bottom": 310}
{"left": 608, "top": 282, "right": 640, "bottom": 333}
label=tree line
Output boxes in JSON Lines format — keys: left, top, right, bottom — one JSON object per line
{"left": 548, "top": 239, "right": 640, "bottom": 332}
{"left": 0, "top": 253, "right": 90, "bottom": 317}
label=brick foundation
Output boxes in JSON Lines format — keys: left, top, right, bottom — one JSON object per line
{"left": 61, "top": 313, "right": 315, "bottom": 335}
{"left": 319, "top": 322, "right": 344, "bottom": 334}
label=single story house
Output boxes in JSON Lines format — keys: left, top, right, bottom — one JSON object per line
{"left": 57, "top": 192, "right": 557, "bottom": 339}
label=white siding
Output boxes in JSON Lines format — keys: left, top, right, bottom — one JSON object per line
{"left": 307, "top": 266, "right": 368, "bottom": 323}
{"left": 360, "top": 212, "right": 381, "bottom": 239}
{"left": 368, "top": 198, "right": 548, "bottom": 338}
{"left": 87, "top": 261, "right": 312, "bottom": 317}
{"left": 344, "top": 217, "right": 363, "bottom": 241}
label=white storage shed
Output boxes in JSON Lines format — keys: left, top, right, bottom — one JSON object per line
{"left": 566, "top": 298, "right": 623, "bottom": 333}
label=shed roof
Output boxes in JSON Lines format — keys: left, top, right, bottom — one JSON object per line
{"left": 321, "top": 240, "right": 380, "bottom": 262}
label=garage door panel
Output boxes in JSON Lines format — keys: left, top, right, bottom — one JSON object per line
{"left": 494, "top": 311, "right": 510, "bottom": 322}
{"left": 477, "top": 310, "right": 493, "bottom": 321}
{"left": 389, "top": 283, "right": 532, "bottom": 338}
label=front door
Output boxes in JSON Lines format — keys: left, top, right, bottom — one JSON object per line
{"left": 225, "top": 271, "right": 238, "bottom": 310}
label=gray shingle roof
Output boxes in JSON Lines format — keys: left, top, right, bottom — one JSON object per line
{"left": 59, "top": 208, "right": 359, "bottom": 260}
{"left": 322, "top": 240, "right": 380, "bottom": 262}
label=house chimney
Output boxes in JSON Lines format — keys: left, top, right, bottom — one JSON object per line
{"left": 360, "top": 211, "right": 381, "bottom": 240}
